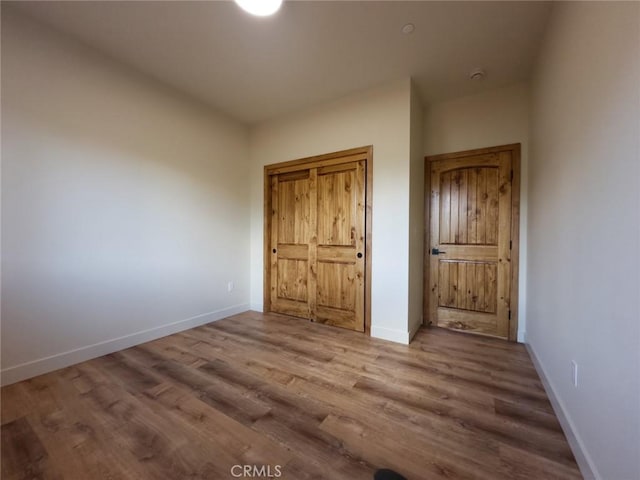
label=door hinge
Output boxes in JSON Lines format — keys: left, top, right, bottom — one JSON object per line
{"left": 510, "top": 170, "right": 514, "bottom": 182}
{"left": 508, "top": 310, "right": 512, "bottom": 320}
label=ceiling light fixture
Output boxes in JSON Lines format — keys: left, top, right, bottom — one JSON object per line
{"left": 401, "top": 23, "right": 415, "bottom": 34}
{"left": 234, "top": 0, "right": 283, "bottom": 16}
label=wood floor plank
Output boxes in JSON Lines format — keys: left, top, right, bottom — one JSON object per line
{"left": 23, "top": 368, "right": 157, "bottom": 479}
{"left": 176, "top": 325, "right": 360, "bottom": 388}
{"left": 133, "top": 351, "right": 273, "bottom": 427}
{"left": 498, "top": 443, "right": 583, "bottom": 480}
{"left": 353, "top": 375, "right": 576, "bottom": 468}
{"left": 1, "top": 312, "right": 582, "bottom": 479}
{"left": 373, "top": 351, "right": 553, "bottom": 412}
{"left": 137, "top": 383, "right": 294, "bottom": 474}
{"left": 320, "top": 413, "right": 493, "bottom": 480}
{"left": 73, "top": 363, "right": 230, "bottom": 479}
{"left": 1, "top": 417, "right": 60, "bottom": 480}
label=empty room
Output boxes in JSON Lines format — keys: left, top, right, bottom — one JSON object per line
{"left": 1, "top": 1, "right": 638, "bottom": 479}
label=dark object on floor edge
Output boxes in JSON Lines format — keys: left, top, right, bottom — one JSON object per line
{"left": 374, "top": 469, "right": 408, "bottom": 480}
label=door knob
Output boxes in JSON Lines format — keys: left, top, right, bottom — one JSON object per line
{"left": 272, "top": 248, "right": 277, "bottom": 254}
{"left": 431, "top": 248, "right": 446, "bottom": 255}
{"left": 357, "top": 252, "right": 363, "bottom": 258}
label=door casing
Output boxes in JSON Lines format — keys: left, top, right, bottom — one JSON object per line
{"left": 423, "top": 144, "right": 521, "bottom": 341}
{"left": 264, "top": 146, "right": 373, "bottom": 334}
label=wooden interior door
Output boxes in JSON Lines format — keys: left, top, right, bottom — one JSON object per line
{"left": 267, "top": 149, "right": 369, "bottom": 332}
{"left": 427, "top": 145, "right": 519, "bottom": 340}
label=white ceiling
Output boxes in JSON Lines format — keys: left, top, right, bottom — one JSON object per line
{"left": 10, "top": 1, "right": 552, "bottom": 125}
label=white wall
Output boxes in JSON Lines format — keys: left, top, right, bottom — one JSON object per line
{"left": 527, "top": 3, "right": 639, "bottom": 479}
{"left": 408, "top": 83, "right": 424, "bottom": 338}
{"left": 423, "top": 82, "right": 530, "bottom": 341}
{"left": 1, "top": 9, "right": 250, "bottom": 385}
{"left": 249, "top": 79, "right": 414, "bottom": 343}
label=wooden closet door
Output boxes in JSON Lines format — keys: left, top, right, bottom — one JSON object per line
{"left": 270, "top": 170, "right": 313, "bottom": 318}
{"left": 315, "top": 161, "right": 366, "bottom": 332}
{"left": 269, "top": 160, "right": 366, "bottom": 332}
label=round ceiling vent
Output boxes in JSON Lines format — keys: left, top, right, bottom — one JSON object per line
{"left": 401, "top": 23, "right": 415, "bottom": 35}
{"left": 470, "top": 68, "right": 486, "bottom": 80}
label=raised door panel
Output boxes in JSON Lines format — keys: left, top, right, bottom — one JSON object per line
{"left": 317, "top": 261, "right": 357, "bottom": 311}
{"left": 439, "top": 167, "right": 499, "bottom": 246}
{"left": 438, "top": 261, "right": 497, "bottom": 313}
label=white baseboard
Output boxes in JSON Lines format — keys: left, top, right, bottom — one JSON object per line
{"left": 408, "top": 322, "right": 421, "bottom": 343}
{"left": 1, "top": 303, "right": 250, "bottom": 387}
{"left": 249, "top": 302, "right": 264, "bottom": 312}
{"left": 526, "top": 342, "right": 599, "bottom": 480}
{"left": 371, "top": 325, "right": 413, "bottom": 344}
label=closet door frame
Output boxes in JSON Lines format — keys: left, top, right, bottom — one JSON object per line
{"left": 263, "top": 146, "right": 373, "bottom": 334}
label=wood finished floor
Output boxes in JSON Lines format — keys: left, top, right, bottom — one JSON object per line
{"left": 1, "top": 311, "right": 582, "bottom": 480}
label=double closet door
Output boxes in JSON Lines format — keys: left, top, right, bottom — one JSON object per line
{"left": 266, "top": 149, "right": 369, "bottom": 332}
